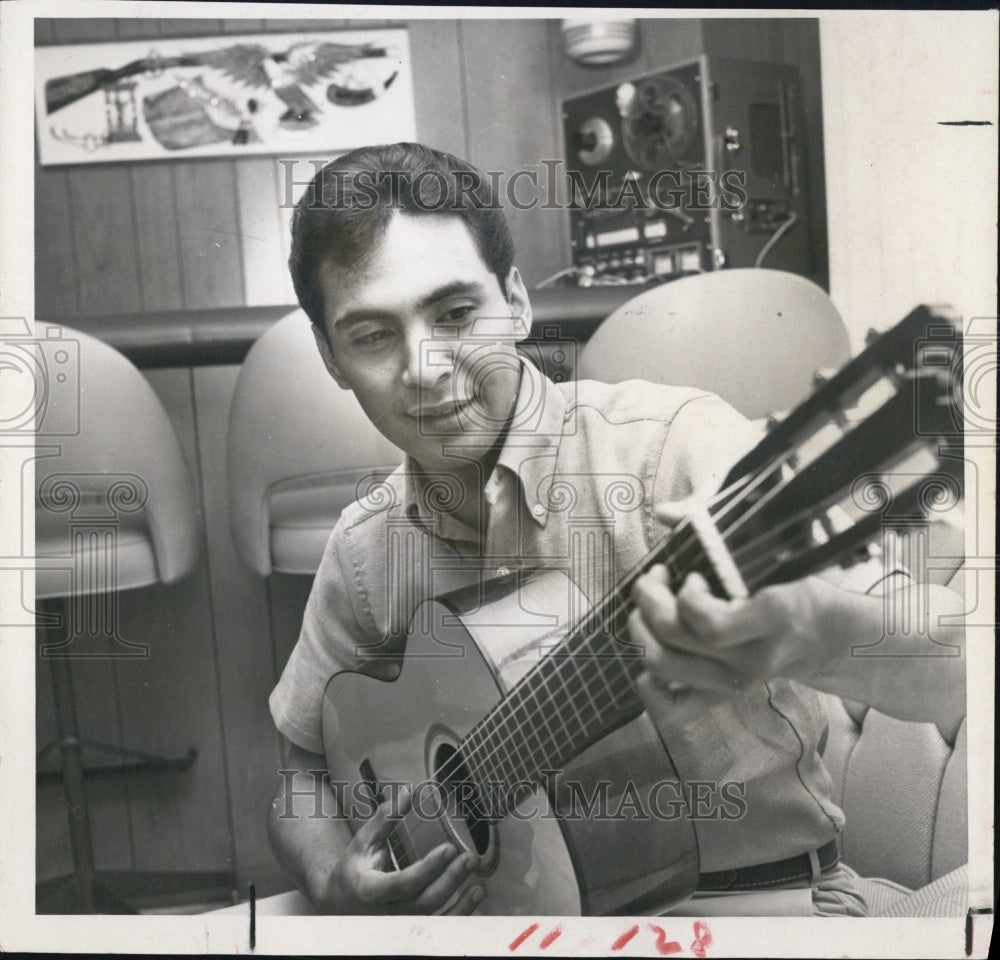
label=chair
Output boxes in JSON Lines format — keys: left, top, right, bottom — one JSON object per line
{"left": 33, "top": 325, "right": 232, "bottom": 912}
{"left": 578, "top": 268, "right": 967, "bottom": 915}
{"left": 227, "top": 309, "right": 402, "bottom": 577}
{"left": 577, "top": 268, "right": 851, "bottom": 419}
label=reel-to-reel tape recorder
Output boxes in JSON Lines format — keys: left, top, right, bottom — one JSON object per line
{"left": 561, "top": 56, "right": 813, "bottom": 285}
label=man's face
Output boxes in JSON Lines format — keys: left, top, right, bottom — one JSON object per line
{"left": 315, "top": 213, "right": 531, "bottom": 476}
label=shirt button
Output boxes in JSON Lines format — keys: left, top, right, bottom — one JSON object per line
{"left": 532, "top": 503, "right": 545, "bottom": 517}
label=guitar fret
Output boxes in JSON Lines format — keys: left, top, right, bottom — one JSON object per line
{"left": 550, "top": 655, "right": 591, "bottom": 754}
{"left": 519, "top": 670, "right": 563, "bottom": 773}
{"left": 511, "top": 683, "right": 549, "bottom": 777}
{"left": 505, "top": 696, "right": 536, "bottom": 784}
{"left": 555, "top": 654, "right": 596, "bottom": 746}
{"left": 569, "top": 647, "right": 604, "bottom": 725}
{"left": 503, "top": 702, "right": 535, "bottom": 785}
{"left": 587, "top": 634, "right": 624, "bottom": 712}
{"left": 541, "top": 663, "right": 580, "bottom": 760}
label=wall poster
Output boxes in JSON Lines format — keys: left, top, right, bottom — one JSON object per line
{"left": 34, "top": 28, "right": 416, "bottom": 165}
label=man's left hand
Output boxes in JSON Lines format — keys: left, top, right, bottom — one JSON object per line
{"left": 629, "top": 560, "right": 835, "bottom": 723}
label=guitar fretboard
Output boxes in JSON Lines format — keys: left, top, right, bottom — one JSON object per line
{"left": 454, "top": 529, "right": 701, "bottom": 812}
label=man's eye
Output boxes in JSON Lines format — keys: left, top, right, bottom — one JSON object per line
{"left": 354, "top": 329, "right": 393, "bottom": 347}
{"left": 438, "top": 305, "right": 475, "bottom": 326}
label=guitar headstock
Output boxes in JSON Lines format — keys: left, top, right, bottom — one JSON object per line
{"left": 706, "top": 306, "right": 964, "bottom": 595}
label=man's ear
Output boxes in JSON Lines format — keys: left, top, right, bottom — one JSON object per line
{"left": 504, "top": 266, "right": 533, "bottom": 341}
{"left": 311, "top": 322, "right": 350, "bottom": 389}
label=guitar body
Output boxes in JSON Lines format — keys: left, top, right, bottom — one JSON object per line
{"left": 322, "top": 569, "right": 700, "bottom": 916}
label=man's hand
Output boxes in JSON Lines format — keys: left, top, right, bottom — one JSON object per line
{"left": 629, "top": 563, "right": 826, "bottom": 723}
{"left": 310, "top": 787, "right": 484, "bottom": 915}
{"left": 628, "top": 503, "right": 966, "bottom": 738}
{"left": 268, "top": 746, "right": 486, "bottom": 915}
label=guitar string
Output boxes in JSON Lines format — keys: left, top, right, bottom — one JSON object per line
{"left": 446, "top": 654, "right": 638, "bottom": 823}
{"left": 441, "top": 544, "right": 668, "bottom": 795}
{"left": 725, "top": 402, "right": 932, "bottom": 580}
{"left": 691, "top": 381, "right": 923, "bottom": 579}
{"left": 730, "top": 499, "right": 849, "bottom": 586}
{"left": 703, "top": 450, "right": 873, "bottom": 586}
{"left": 462, "top": 638, "right": 625, "bottom": 818}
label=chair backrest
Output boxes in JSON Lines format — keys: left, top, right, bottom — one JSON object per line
{"left": 34, "top": 325, "right": 199, "bottom": 598}
{"left": 577, "top": 268, "right": 851, "bottom": 420}
{"left": 820, "top": 695, "right": 967, "bottom": 889}
{"left": 227, "top": 310, "right": 402, "bottom": 576}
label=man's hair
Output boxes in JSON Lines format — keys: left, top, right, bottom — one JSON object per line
{"left": 289, "top": 142, "right": 515, "bottom": 332}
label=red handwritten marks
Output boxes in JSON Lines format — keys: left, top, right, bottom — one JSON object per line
{"left": 509, "top": 923, "right": 539, "bottom": 951}
{"left": 691, "top": 920, "right": 713, "bottom": 958}
{"left": 611, "top": 924, "right": 640, "bottom": 950}
{"left": 648, "top": 924, "right": 682, "bottom": 955}
{"left": 539, "top": 926, "right": 562, "bottom": 949}
{"left": 510, "top": 924, "right": 563, "bottom": 951}
{"left": 510, "top": 919, "right": 711, "bottom": 956}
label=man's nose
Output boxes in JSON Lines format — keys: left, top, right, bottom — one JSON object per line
{"left": 400, "top": 328, "right": 455, "bottom": 390}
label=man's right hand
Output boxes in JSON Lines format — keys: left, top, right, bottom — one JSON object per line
{"left": 268, "top": 747, "right": 486, "bottom": 916}
{"left": 308, "top": 787, "right": 485, "bottom": 915}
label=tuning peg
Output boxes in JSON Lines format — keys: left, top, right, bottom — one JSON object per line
{"left": 765, "top": 411, "right": 787, "bottom": 432}
{"left": 812, "top": 368, "right": 836, "bottom": 389}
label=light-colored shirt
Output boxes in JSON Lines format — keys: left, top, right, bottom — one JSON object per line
{"left": 270, "top": 359, "right": 892, "bottom": 872}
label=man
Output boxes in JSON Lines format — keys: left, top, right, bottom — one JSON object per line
{"left": 267, "top": 142, "right": 965, "bottom": 916}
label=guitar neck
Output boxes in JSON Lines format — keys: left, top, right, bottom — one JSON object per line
{"left": 456, "top": 531, "right": 695, "bottom": 804}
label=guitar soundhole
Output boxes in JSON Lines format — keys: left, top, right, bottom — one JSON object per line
{"left": 432, "top": 743, "right": 492, "bottom": 858}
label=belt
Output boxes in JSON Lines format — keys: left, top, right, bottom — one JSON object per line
{"left": 696, "top": 839, "right": 840, "bottom": 892}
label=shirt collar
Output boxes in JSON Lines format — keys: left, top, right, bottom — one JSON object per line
{"left": 402, "top": 356, "right": 566, "bottom": 537}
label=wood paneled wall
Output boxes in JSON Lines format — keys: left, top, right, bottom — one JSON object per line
{"left": 35, "top": 16, "right": 571, "bottom": 324}
{"left": 35, "top": 16, "right": 826, "bottom": 901}
{"left": 36, "top": 17, "right": 826, "bottom": 327}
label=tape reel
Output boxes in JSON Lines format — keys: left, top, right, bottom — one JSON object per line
{"left": 618, "top": 75, "right": 700, "bottom": 171}
{"left": 574, "top": 116, "right": 615, "bottom": 166}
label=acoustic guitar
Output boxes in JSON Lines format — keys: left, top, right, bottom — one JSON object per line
{"left": 321, "top": 306, "right": 964, "bottom": 915}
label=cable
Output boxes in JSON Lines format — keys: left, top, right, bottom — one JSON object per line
{"left": 535, "top": 266, "right": 581, "bottom": 288}
{"left": 754, "top": 212, "right": 798, "bottom": 268}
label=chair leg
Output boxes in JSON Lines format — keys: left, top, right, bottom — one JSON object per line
{"left": 47, "top": 653, "right": 99, "bottom": 912}
{"left": 37, "top": 598, "right": 236, "bottom": 914}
